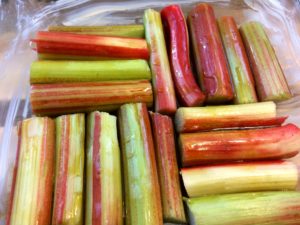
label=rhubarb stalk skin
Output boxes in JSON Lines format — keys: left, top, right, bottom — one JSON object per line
{"left": 144, "top": 9, "right": 177, "bottom": 114}
{"left": 118, "top": 103, "right": 163, "bottom": 225}
{"left": 218, "top": 16, "right": 257, "bottom": 104}
{"left": 6, "top": 117, "right": 55, "bottom": 225}
{"left": 86, "top": 112, "right": 122, "bottom": 225}
{"left": 150, "top": 112, "right": 186, "bottom": 223}
{"left": 188, "top": 3, "right": 234, "bottom": 103}
{"left": 161, "top": 5, "right": 205, "bottom": 107}
{"left": 52, "top": 114, "right": 85, "bottom": 225}
{"left": 179, "top": 124, "right": 300, "bottom": 166}
{"left": 240, "top": 21, "right": 292, "bottom": 102}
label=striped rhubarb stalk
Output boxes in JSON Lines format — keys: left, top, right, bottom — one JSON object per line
{"left": 179, "top": 124, "right": 300, "bottom": 166}
{"left": 185, "top": 191, "right": 300, "bottom": 225}
{"left": 218, "top": 16, "right": 257, "bottom": 104}
{"left": 150, "top": 112, "right": 186, "bottom": 223}
{"left": 52, "top": 114, "right": 85, "bottom": 225}
{"left": 30, "top": 80, "right": 153, "bottom": 116}
{"left": 48, "top": 24, "right": 145, "bottom": 38}
{"left": 118, "top": 103, "right": 163, "bottom": 225}
{"left": 188, "top": 3, "right": 233, "bottom": 103}
{"left": 86, "top": 112, "right": 122, "bottom": 225}
{"left": 240, "top": 21, "right": 292, "bottom": 102}
{"left": 175, "top": 101, "right": 286, "bottom": 133}
{"left": 30, "top": 60, "right": 151, "bottom": 84}
{"left": 6, "top": 117, "right": 55, "bottom": 225}
{"left": 161, "top": 5, "right": 205, "bottom": 107}
{"left": 31, "top": 31, "right": 149, "bottom": 60}
{"left": 182, "top": 161, "right": 298, "bottom": 197}
{"left": 144, "top": 9, "right": 177, "bottom": 114}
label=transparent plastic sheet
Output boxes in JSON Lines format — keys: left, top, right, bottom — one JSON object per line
{"left": 0, "top": 0, "right": 300, "bottom": 224}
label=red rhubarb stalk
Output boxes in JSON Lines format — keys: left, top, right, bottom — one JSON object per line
{"left": 188, "top": 3, "right": 234, "bottom": 103}
{"left": 161, "top": 5, "right": 205, "bottom": 107}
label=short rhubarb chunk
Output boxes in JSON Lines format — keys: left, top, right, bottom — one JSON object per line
{"left": 6, "top": 117, "right": 55, "bottom": 225}
{"left": 31, "top": 31, "right": 149, "bottom": 60}
{"left": 175, "top": 101, "right": 286, "bottom": 132}
{"left": 144, "top": 9, "right": 177, "bottom": 114}
{"left": 185, "top": 192, "right": 300, "bottom": 225}
{"left": 240, "top": 22, "right": 292, "bottom": 102}
{"left": 179, "top": 124, "right": 300, "bottom": 166}
{"left": 86, "top": 112, "right": 122, "bottom": 225}
{"left": 52, "top": 114, "right": 85, "bottom": 225}
{"left": 182, "top": 161, "right": 298, "bottom": 197}
{"left": 188, "top": 3, "right": 233, "bottom": 103}
{"left": 161, "top": 5, "right": 205, "bottom": 107}
{"left": 150, "top": 112, "right": 186, "bottom": 223}
{"left": 30, "top": 80, "right": 153, "bottom": 116}
{"left": 119, "top": 103, "right": 163, "bottom": 225}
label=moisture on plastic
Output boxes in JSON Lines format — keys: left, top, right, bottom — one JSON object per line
{"left": 1, "top": 1, "right": 300, "bottom": 225}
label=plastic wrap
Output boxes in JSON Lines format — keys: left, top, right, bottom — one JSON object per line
{"left": 1, "top": 0, "right": 300, "bottom": 224}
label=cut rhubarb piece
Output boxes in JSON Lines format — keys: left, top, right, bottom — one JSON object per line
{"left": 188, "top": 3, "right": 233, "bottom": 103}
{"left": 31, "top": 31, "right": 149, "bottom": 60}
{"left": 161, "top": 5, "right": 205, "bottom": 107}
{"left": 48, "top": 24, "right": 145, "bottom": 38}
{"left": 185, "top": 191, "right": 300, "bottom": 225}
{"left": 182, "top": 161, "right": 298, "bottom": 197}
{"left": 52, "top": 114, "right": 85, "bottom": 225}
{"left": 179, "top": 124, "right": 300, "bottom": 166}
{"left": 218, "top": 16, "right": 257, "bottom": 104}
{"left": 119, "top": 103, "right": 163, "bottom": 225}
{"left": 6, "top": 117, "right": 55, "bottom": 225}
{"left": 30, "top": 60, "right": 151, "bottom": 84}
{"left": 30, "top": 80, "right": 153, "bottom": 116}
{"left": 240, "top": 21, "right": 292, "bottom": 102}
{"left": 144, "top": 9, "right": 177, "bottom": 114}
{"left": 175, "top": 101, "right": 286, "bottom": 132}
{"left": 86, "top": 112, "right": 122, "bottom": 225}
{"left": 150, "top": 112, "right": 186, "bottom": 223}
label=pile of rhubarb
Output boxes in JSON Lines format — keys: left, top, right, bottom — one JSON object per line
{"left": 6, "top": 3, "right": 300, "bottom": 225}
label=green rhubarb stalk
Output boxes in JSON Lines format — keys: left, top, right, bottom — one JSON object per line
{"left": 240, "top": 21, "right": 292, "bottom": 102}
{"left": 52, "top": 114, "right": 85, "bottom": 225}
{"left": 118, "top": 103, "right": 163, "bottom": 225}
{"left": 30, "top": 60, "right": 151, "bottom": 84}
{"left": 86, "top": 111, "right": 122, "bottom": 225}
{"left": 182, "top": 161, "right": 298, "bottom": 197}
{"left": 48, "top": 24, "right": 145, "bottom": 38}
{"left": 6, "top": 117, "right": 55, "bottom": 225}
{"left": 185, "top": 191, "right": 300, "bottom": 225}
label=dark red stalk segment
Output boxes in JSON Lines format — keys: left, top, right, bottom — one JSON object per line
{"left": 179, "top": 124, "right": 300, "bottom": 166}
{"left": 188, "top": 3, "right": 233, "bottom": 103}
{"left": 161, "top": 5, "right": 205, "bottom": 107}
{"left": 32, "top": 31, "right": 149, "bottom": 60}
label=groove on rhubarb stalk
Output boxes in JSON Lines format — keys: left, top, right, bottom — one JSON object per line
{"left": 119, "top": 103, "right": 163, "bottom": 225}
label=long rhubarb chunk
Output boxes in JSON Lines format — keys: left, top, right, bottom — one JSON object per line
{"left": 188, "top": 3, "right": 233, "bottom": 103}
{"left": 52, "top": 114, "right": 85, "bottom": 225}
{"left": 182, "top": 161, "right": 298, "bottom": 197}
{"left": 185, "top": 192, "right": 300, "bottom": 225}
{"left": 144, "top": 9, "right": 177, "bottom": 114}
{"left": 240, "top": 22, "right": 292, "bottom": 102}
{"left": 161, "top": 5, "right": 205, "bottom": 107}
{"left": 31, "top": 31, "right": 149, "bottom": 60}
{"left": 119, "top": 103, "right": 163, "bottom": 225}
{"left": 30, "top": 80, "right": 153, "bottom": 116}
{"left": 30, "top": 60, "right": 151, "bottom": 84}
{"left": 175, "top": 101, "right": 286, "bottom": 132}
{"left": 179, "top": 124, "right": 300, "bottom": 166}
{"left": 150, "top": 112, "right": 186, "bottom": 223}
{"left": 86, "top": 112, "right": 122, "bottom": 225}
{"left": 218, "top": 16, "right": 257, "bottom": 104}
{"left": 48, "top": 24, "right": 145, "bottom": 38}
{"left": 6, "top": 117, "right": 55, "bottom": 225}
